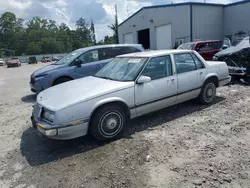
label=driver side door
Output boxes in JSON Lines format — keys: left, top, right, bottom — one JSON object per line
{"left": 135, "top": 55, "right": 177, "bottom": 117}
{"left": 73, "top": 49, "right": 107, "bottom": 78}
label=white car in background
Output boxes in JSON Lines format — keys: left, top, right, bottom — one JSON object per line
{"left": 0, "top": 58, "right": 6, "bottom": 66}
{"left": 31, "top": 50, "right": 231, "bottom": 141}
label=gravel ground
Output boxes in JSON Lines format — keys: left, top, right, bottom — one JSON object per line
{"left": 1, "top": 63, "right": 250, "bottom": 188}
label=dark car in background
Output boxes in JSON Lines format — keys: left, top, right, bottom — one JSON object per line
{"left": 28, "top": 57, "right": 38, "bottom": 64}
{"left": 30, "top": 44, "right": 144, "bottom": 93}
{"left": 178, "top": 40, "right": 222, "bottom": 60}
{"left": 213, "top": 36, "right": 250, "bottom": 77}
{"left": 6, "top": 58, "right": 21, "bottom": 68}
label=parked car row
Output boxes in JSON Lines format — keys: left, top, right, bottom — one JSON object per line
{"left": 29, "top": 56, "right": 60, "bottom": 64}
{"left": 30, "top": 44, "right": 231, "bottom": 142}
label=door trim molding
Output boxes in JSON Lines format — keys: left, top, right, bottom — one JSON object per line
{"left": 131, "top": 87, "right": 201, "bottom": 109}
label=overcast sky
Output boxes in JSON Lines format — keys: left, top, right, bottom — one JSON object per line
{"left": 0, "top": 0, "right": 241, "bottom": 41}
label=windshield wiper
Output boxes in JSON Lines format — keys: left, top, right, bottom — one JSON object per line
{"left": 96, "top": 76, "right": 117, "bottom": 81}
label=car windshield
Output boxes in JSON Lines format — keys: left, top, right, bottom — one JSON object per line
{"left": 233, "top": 37, "right": 250, "bottom": 48}
{"left": 94, "top": 57, "right": 148, "bottom": 81}
{"left": 177, "top": 43, "right": 195, "bottom": 50}
{"left": 55, "top": 49, "right": 84, "bottom": 65}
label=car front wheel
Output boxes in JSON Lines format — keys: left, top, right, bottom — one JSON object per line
{"left": 90, "top": 105, "right": 126, "bottom": 140}
{"left": 199, "top": 81, "right": 216, "bottom": 104}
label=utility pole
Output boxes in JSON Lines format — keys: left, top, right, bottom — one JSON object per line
{"left": 115, "top": 5, "right": 119, "bottom": 44}
{"left": 126, "top": 0, "right": 130, "bottom": 17}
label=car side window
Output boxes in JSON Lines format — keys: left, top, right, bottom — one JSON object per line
{"left": 141, "top": 55, "right": 172, "bottom": 80}
{"left": 174, "top": 53, "right": 196, "bottom": 74}
{"left": 78, "top": 50, "right": 99, "bottom": 64}
{"left": 122, "top": 47, "right": 141, "bottom": 54}
{"left": 99, "top": 47, "right": 123, "bottom": 60}
{"left": 191, "top": 53, "right": 205, "bottom": 69}
{"left": 214, "top": 41, "right": 222, "bottom": 49}
{"left": 197, "top": 42, "right": 214, "bottom": 52}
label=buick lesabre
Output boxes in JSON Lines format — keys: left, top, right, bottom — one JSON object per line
{"left": 31, "top": 50, "right": 231, "bottom": 140}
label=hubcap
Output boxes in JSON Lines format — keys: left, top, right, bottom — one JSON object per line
{"left": 204, "top": 83, "right": 215, "bottom": 103}
{"left": 106, "top": 118, "right": 118, "bottom": 129}
{"left": 100, "top": 111, "right": 123, "bottom": 137}
{"left": 207, "top": 88, "right": 213, "bottom": 96}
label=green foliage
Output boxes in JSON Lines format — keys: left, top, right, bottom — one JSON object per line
{"left": 0, "top": 10, "right": 118, "bottom": 56}
{"left": 108, "top": 5, "right": 119, "bottom": 44}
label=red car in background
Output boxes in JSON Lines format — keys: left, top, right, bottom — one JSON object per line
{"left": 41, "top": 56, "right": 51, "bottom": 63}
{"left": 6, "top": 58, "right": 21, "bottom": 68}
{"left": 178, "top": 40, "right": 222, "bottom": 60}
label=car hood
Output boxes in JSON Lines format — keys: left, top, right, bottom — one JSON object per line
{"left": 32, "top": 64, "right": 65, "bottom": 76}
{"left": 37, "top": 76, "right": 134, "bottom": 111}
{"left": 215, "top": 46, "right": 240, "bottom": 57}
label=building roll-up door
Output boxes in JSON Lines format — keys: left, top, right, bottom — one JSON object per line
{"left": 156, "top": 24, "right": 172, "bottom": 50}
{"left": 123, "top": 33, "right": 133, "bottom": 44}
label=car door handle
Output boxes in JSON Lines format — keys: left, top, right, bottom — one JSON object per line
{"left": 171, "top": 79, "right": 175, "bottom": 81}
{"left": 200, "top": 72, "right": 203, "bottom": 75}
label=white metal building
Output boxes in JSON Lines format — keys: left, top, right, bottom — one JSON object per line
{"left": 118, "top": 0, "right": 250, "bottom": 50}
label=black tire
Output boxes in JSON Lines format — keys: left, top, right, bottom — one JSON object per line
{"left": 53, "top": 77, "right": 72, "bottom": 86}
{"left": 90, "top": 104, "right": 126, "bottom": 141}
{"left": 199, "top": 80, "right": 216, "bottom": 104}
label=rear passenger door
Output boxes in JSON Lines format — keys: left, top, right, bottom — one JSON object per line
{"left": 173, "top": 53, "right": 201, "bottom": 103}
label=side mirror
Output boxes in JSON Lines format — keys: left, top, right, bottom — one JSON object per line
{"left": 137, "top": 76, "right": 151, "bottom": 84}
{"left": 75, "top": 59, "right": 83, "bottom": 67}
{"left": 222, "top": 45, "right": 228, "bottom": 50}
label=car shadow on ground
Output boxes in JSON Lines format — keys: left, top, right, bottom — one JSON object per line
{"left": 21, "top": 94, "right": 36, "bottom": 103}
{"left": 20, "top": 97, "right": 225, "bottom": 166}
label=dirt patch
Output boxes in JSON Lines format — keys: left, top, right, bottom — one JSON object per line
{"left": 1, "top": 64, "right": 250, "bottom": 188}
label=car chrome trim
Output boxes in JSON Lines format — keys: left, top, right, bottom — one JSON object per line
{"left": 130, "top": 87, "right": 201, "bottom": 109}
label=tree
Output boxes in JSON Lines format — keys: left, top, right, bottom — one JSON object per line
{"left": 108, "top": 5, "right": 119, "bottom": 44}
{"left": 0, "top": 11, "right": 115, "bottom": 56}
{"left": 90, "top": 20, "right": 96, "bottom": 45}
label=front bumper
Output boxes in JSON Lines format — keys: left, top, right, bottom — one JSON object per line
{"left": 7, "top": 63, "right": 19, "bottom": 67}
{"left": 31, "top": 115, "right": 89, "bottom": 140}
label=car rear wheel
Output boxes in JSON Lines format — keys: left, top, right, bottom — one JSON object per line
{"left": 90, "top": 105, "right": 126, "bottom": 140}
{"left": 199, "top": 81, "right": 216, "bottom": 104}
{"left": 53, "top": 77, "right": 72, "bottom": 86}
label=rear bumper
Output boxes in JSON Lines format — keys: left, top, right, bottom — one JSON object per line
{"left": 31, "top": 115, "right": 89, "bottom": 140}
{"left": 219, "top": 76, "right": 231, "bottom": 87}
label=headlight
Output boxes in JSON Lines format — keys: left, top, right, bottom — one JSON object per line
{"left": 42, "top": 109, "right": 55, "bottom": 123}
{"left": 213, "top": 56, "right": 218, "bottom": 61}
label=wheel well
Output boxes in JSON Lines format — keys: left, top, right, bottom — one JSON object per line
{"left": 89, "top": 101, "right": 131, "bottom": 124}
{"left": 205, "top": 76, "right": 219, "bottom": 87}
{"left": 53, "top": 76, "right": 73, "bottom": 85}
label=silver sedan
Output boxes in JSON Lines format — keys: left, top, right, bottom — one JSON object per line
{"left": 31, "top": 50, "right": 231, "bottom": 140}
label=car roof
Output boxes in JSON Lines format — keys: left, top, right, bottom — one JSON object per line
{"left": 183, "top": 40, "right": 221, "bottom": 45}
{"left": 78, "top": 44, "right": 143, "bottom": 52}
{"left": 117, "top": 49, "right": 194, "bottom": 58}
